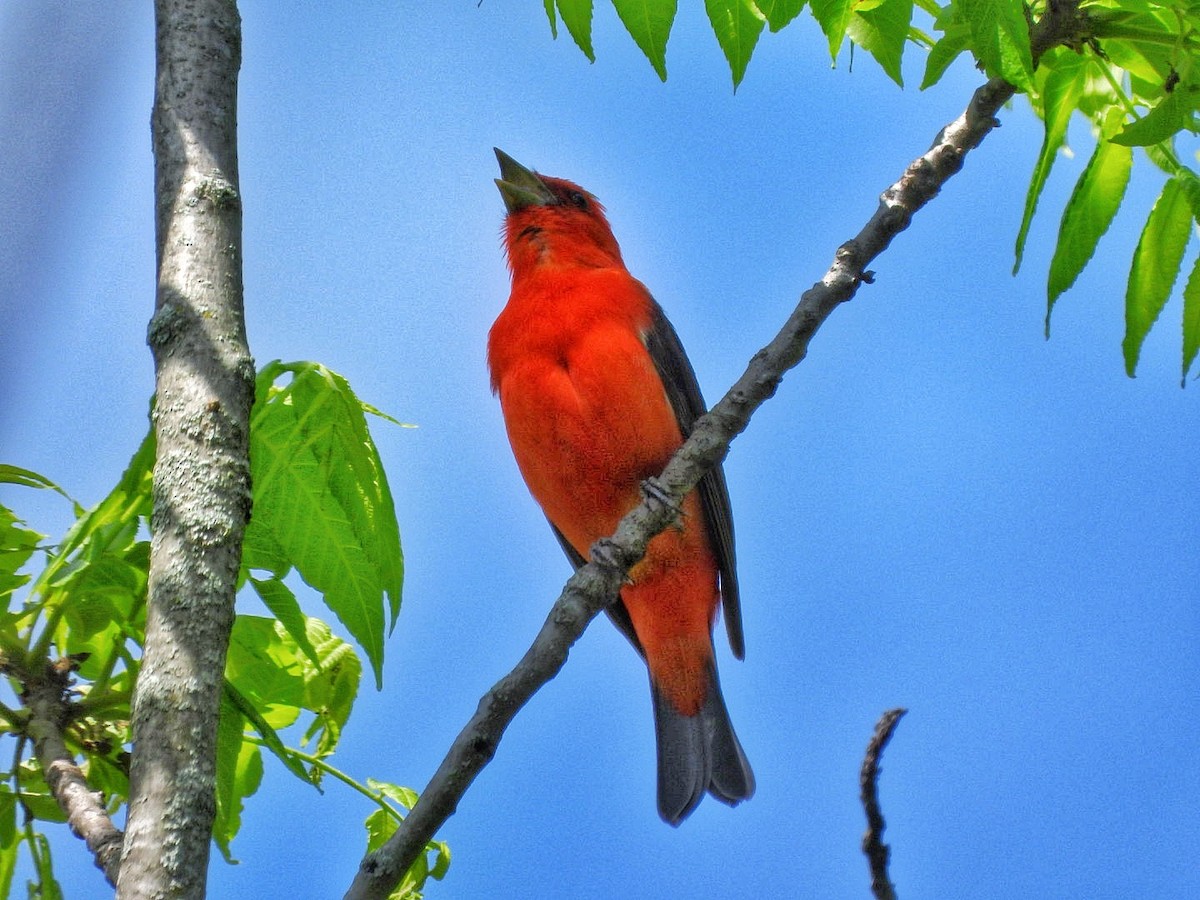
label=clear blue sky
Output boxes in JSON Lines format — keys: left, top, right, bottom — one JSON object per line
{"left": 2, "top": 4, "right": 1197, "bottom": 899}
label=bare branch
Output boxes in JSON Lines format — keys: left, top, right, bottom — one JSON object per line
{"left": 861, "top": 709, "right": 908, "bottom": 900}
{"left": 345, "top": 5, "right": 1090, "bottom": 897}
{"left": 118, "top": 1, "right": 252, "bottom": 897}
{"left": 22, "top": 661, "right": 123, "bottom": 887}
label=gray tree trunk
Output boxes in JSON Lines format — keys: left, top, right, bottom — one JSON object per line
{"left": 117, "top": 1, "right": 251, "bottom": 897}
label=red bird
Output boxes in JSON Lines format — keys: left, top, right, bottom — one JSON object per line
{"left": 488, "top": 149, "right": 754, "bottom": 824}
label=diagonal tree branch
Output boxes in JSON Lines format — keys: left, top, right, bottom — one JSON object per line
{"left": 345, "top": 6, "right": 1089, "bottom": 898}
{"left": 22, "top": 661, "right": 124, "bottom": 887}
{"left": 861, "top": 708, "right": 908, "bottom": 900}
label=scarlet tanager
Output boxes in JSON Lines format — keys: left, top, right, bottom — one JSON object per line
{"left": 487, "top": 149, "right": 754, "bottom": 824}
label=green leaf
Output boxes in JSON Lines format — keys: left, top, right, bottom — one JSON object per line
{"left": 221, "top": 676, "right": 312, "bottom": 786}
{"left": 225, "top": 616, "right": 305, "bottom": 731}
{"left": 213, "top": 695, "right": 264, "bottom": 863}
{"left": 0, "top": 506, "right": 43, "bottom": 599}
{"left": 1046, "top": 133, "right": 1134, "bottom": 333}
{"left": 543, "top": 0, "right": 558, "bottom": 38}
{"left": 0, "top": 794, "right": 17, "bottom": 900}
{"left": 1124, "top": 177, "right": 1194, "bottom": 376}
{"left": 556, "top": 0, "right": 596, "bottom": 61}
{"left": 959, "top": 0, "right": 1033, "bottom": 90}
{"left": 809, "top": 0, "right": 855, "bottom": 60}
{"left": 1181, "top": 252, "right": 1200, "bottom": 384}
{"left": 246, "top": 362, "right": 403, "bottom": 688}
{"left": 0, "top": 467, "right": 75, "bottom": 508}
{"left": 295, "top": 618, "right": 361, "bottom": 760}
{"left": 611, "top": 0, "right": 677, "bottom": 80}
{"left": 1014, "top": 53, "right": 1088, "bottom": 273}
{"left": 1111, "top": 84, "right": 1200, "bottom": 146}
{"left": 706, "top": 0, "right": 767, "bottom": 88}
{"left": 26, "top": 831, "right": 63, "bottom": 900}
{"left": 847, "top": 0, "right": 914, "bottom": 86}
{"left": 249, "top": 575, "right": 319, "bottom": 667}
{"left": 754, "top": 0, "right": 806, "bottom": 31}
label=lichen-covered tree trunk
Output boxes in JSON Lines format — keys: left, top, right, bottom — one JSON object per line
{"left": 117, "top": 1, "right": 252, "bottom": 897}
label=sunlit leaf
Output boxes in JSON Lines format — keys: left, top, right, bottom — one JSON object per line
{"left": 847, "top": 0, "right": 914, "bottom": 86}
{"left": 249, "top": 575, "right": 319, "bottom": 666}
{"left": 754, "top": 0, "right": 806, "bottom": 31}
{"left": 706, "top": 0, "right": 767, "bottom": 88}
{"left": 1014, "top": 53, "right": 1088, "bottom": 273}
{"left": 810, "top": 0, "right": 855, "bottom": 60}
{"left": 1124, "top": 177, "right": 1193, "bottom": 376}
{"left": 213, "top": 695, "right": 264, "bottom": 862}
{"left": 959, "top": 0, "right": 1033, "bottom": 90}
{"left": 1111, "top": 83, "right": 1200, "bottom": 146}
{"left": 1046, "top": 132, "right": 1133, "bottom": 333}
{"left": 1181, "top": 253, "right": 1200, "bottom": 384}
{"left": 556, "top": 0, "right": 596, "bottom": 61}
{"left": 611, "top": 0, "right": 677, "bottom": 80}
{"left": 0, "top": 506, "right": 42, "bottom": 598}
{"left": 246, "top": 361, "right": 403, "bottom": 688}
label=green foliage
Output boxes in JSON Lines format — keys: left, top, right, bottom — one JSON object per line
{"left": 362, "top": 780, "right": 451, "bottom": 899}
{"left": 705, "top": 0, "right": 768, "bottom": 88}
{"left": 246, "top": 360, "right": 404, "bottom": 688}
{"left": 1046, "top": 111, "right": 1133, "bottom": 331}
{"left": 537, "top": 0, "right": 1200, "bottom": 380}
{"left": 0, "top": 362, "right": 444, "bottom": 891}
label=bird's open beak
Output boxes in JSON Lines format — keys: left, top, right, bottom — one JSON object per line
{"left": 494, "top": 148, "right": 556, "bottom": 213}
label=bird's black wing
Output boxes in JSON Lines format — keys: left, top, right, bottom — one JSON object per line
{"left": 642, "top": 297, "right": 744, "bottom": 660}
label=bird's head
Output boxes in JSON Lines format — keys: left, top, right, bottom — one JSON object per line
{"left": 494, "top": 148, "right": 623, "bottom": 273}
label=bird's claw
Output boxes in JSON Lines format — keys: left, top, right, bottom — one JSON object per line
{"left": 641, "top": 477, "right": 684, "bottom": 531}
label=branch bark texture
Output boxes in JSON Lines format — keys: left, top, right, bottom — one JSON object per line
{"left": 23, "top": 663, "right": 124, "bottom": 886}
{"left": 861, "top": 708, "right": 908, "bottom": 900}
{"left": 118, "top": 2, "right": 252, "bottom": 898}
{"left": 346, "top": 6, "right": 1089, "bottom": 898}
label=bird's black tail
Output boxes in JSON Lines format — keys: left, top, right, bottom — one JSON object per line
{"left": 652, "top": 659, "right": 754, "bottom": 826}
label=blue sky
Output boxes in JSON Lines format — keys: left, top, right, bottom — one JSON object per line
{"left": 2, "top": 4, "right": 1197, "bottom": 898}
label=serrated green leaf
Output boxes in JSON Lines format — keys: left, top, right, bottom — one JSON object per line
{"left": 26, "top": 831, "right": 62, "bottom": 900}
{"left": 847, "top": 0, "right": 913, "bottom": 86}
{"left": 754, "top": 0, "right": 806, "bottom": 30}
{"left": 247, "top": 362, "right": 403, "bottom": 688}
{"left": 556, "top": 0, "right": 596, "bottom": 61}
{"left": 0, "top": 506, "right": 43, "bottom": 599}
{"left": 29, "top": 430, "right": 154, "bottom": 602}
{"left": 226, "top": 616, "right": 305, "bottom": 730}
{"left": 611, "top": 0, "right": 677, "bottom": 80}
{"left": 810, "top": 0, "right": 855, "bottom": 60}
{"left": 959, "top": 0, "right": 1033, "bottom": 90}
{"left": 706, "top": 0, "right": 767, "bottom": 88}
{"left": 213, "top": 695, "right": 264, "bottom": 862}
{"left": 1181, "top": 253, "right": 1200, "bottom": 384}
{"left": 368, "top": 778, "right": 418, "bottom": 811}
{"left": 221, "top": 674, "right": 311, "bottom": 785}
{"left": 1124, "top": 177, "right": 1193, "bottom": 376}
{"left": 296, "top": 618, "right": 361, "bottom": 758}
{"left": 1111, "top": 85, "right": 1200, "bottom": 146}
{"left": 249, "top": 575, "right": 319, "bottom": 667}
{"left": 1014, "top": 53, "right": 1088, "bottom": 274}
{"left": 1046, "top": 134, "right": 1133, "bottom": 333}
{"left": 0, "top": 467, "right": 74, "bottom": 507}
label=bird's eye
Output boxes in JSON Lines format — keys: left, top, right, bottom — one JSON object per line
{"left": 569, "top": 191, "right": 589, "bottom": 209}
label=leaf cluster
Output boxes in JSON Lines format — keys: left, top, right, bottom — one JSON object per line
{"left": 0, "top": 362, "right": 445, "bottom": 897}
{"left": 541, "top": 0, "right": 1200, "bottom": 381}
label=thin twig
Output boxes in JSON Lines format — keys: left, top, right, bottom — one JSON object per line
{"left": 861, "top": 709, "right": 908, "bottom": 900}
{"left": 344, "top": 5, "right": 1090, "bottom": 897}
